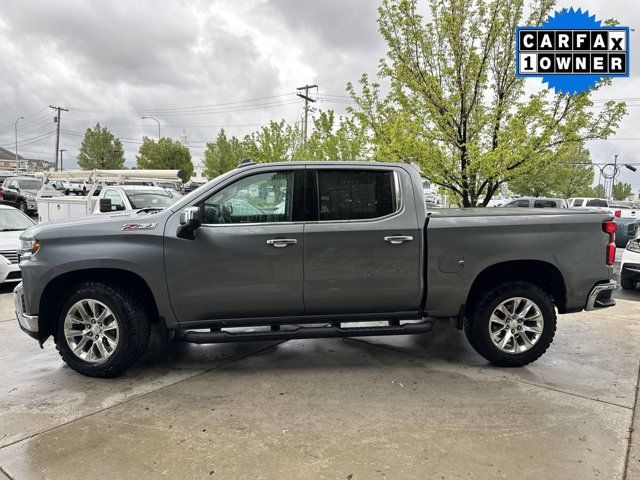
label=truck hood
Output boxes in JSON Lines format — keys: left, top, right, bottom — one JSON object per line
{"left": 22, "top": 210, "right": 169, "bottom": 240}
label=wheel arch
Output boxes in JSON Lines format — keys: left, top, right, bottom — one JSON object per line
{"left": 39, "top": 268, "right": 160, "bottom": 340}
{"left": 465, "top": 260, "right": 567, "bottom": 317}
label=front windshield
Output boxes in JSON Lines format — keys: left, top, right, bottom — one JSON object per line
{"left": 125, "top": 190, "right": 178, "bottom": 209}
{"left": 0, "top": 208, "right": 35, "bottom": 230}
{"left": 18, "top": 179, "right": 42, "bottom": 190}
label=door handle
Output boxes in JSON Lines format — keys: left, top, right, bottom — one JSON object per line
{"left": 266, "top": 238, "right": 298, "bottom": 248}
{"left": 384, "top": 235, "right": 414, "bottom": 245}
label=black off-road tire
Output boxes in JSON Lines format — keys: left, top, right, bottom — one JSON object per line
{"left": 54, "top": 282, "right": 150, "bottom": 378}
{"left": 621, "top": 277, "right": 637, "bottom": 290}
{"left": 464, "top": 281, "right": 557, "bottom": 367}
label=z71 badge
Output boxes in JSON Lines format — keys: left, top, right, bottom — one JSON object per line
{"left": 516, "top": 8, "right": 630, "bottom": 94}
{"left": 121, "top": 223, "right": 158, "bottom": 231}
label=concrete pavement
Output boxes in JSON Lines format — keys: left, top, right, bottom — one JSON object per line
{"left": 0, "top": 285, "right": 638, "bottom": 479}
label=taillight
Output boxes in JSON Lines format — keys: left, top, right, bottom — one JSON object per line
{"left": 614, "top": 210, "right": 621, "bottom": 217}
{"left": 602, "top": 220, "right": 616, "bottom": 234}
{"left": 607, "top": 242, "right": 616, "bottom": 265}
{"left": 602, "top": 220, "right": 616, "bottom": 265}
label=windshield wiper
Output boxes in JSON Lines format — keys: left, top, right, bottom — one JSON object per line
{"left": 0, "top": 228, "right": 26, "bottom": 231}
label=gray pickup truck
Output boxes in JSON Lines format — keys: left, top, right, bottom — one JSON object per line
{"left": 14, "top": 161, "right": 617, "bottom": 377}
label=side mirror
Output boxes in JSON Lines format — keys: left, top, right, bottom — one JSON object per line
{"left": 177, "top": 206, "right": 202, "bottom": 240}
{"left": 99, "top": 198, "right": 112, "bottom": 213}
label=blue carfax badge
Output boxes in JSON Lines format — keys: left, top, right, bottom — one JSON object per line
{"left": 515, "top": 8, "right": 630, "bottom": 94}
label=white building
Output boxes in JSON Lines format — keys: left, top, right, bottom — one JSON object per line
{"left": 191, "top": 163, "right": 206, "bottom": 182}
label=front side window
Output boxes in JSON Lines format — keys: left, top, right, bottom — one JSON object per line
{"left": 506, "top": 199, "right": 530, "bottom": 208}
{"left": 103, "top": 189, "right": 125, "bottom": 208}
{"left": 316, "top": 170, "right": 396, "bottom": 221}
{"left": 202, "top": 171, "right": 294, "bottom": 224}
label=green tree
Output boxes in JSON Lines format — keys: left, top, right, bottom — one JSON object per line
{"left": 296, "top": 111, "right": 369, "bottom": 161}
{"left": 509, "top": 143, "right": 594, "bottom": 198}
{"left": 203, "top": 130, "right": 246, "bottom": 179}
{"left": 348, "top": 0, "right": 626, "bottom": 206}
{"left": 77, "top": 123, "right": 125, "bottom": 169}
{"left": 136, "top": 137, "right": 193, "bottom": 181}
{"left": 242, "top": 120, "right": 301, "bottom": 162}
{"left": 612, "top": 182, "right": 632, "bottom": 201}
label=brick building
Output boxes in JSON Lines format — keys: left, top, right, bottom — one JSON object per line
{"left": 0, "top": 147, "right": 54, "bottom": 172}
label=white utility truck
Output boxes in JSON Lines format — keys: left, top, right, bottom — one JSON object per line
{"left": 36, "top": 170, "right": 184, "bottom": 222}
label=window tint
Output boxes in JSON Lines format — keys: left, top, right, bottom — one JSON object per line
{"left": 202, "top": 171, "right": 293, "bottom": 224}
{"left": 573, "top": 199, "right": 583, "bottom": 207}
{"left": 586, "top": 199, "right": 608, "bottom": 207}
{"left": 534, "top": 200, "right": 558, "bottom": 208}
{"left": 18, "top": 179, "right": 42, "bottom": 190}
{"left": 316, "top": 170, "right": 396, "bottom": 221}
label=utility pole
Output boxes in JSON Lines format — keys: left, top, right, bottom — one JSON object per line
{"left": 14, "top": 116, "right": 23, "bottom": 173}
{"left": 296, "top": 84, "right": 317, "bottom": 143}
{"left": 50, "top": 106, "right": 69, "bottom": 171}
{"left": 59, "top": 149, "right": 66, "bottom": 171}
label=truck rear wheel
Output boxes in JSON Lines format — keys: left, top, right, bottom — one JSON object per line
{"left": 464, "top": 281, "right": 556, "bottom": 367}
{"left": 55, "top": 282, "right": 150, "bottom": 377}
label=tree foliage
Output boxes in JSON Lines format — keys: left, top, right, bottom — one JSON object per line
{"left": 347, "top": 0, "right": 626, "bottom": 206}
{"left": 296, "top": 111, "right": 369, "bottom": 161}
{"left": 612, "top": 182, "right": 632, "bottom": 201}
{"left": 77, "top": 123, "right": 125, "bottom": 170}
{"left": 509, "top": 143, "right": 594, "bottom": 198}
{"left": 203, "top": 130, "right": 246, "bottom": 179}
{"left": 136, "top": 137, "right": 193, "bottom": 181}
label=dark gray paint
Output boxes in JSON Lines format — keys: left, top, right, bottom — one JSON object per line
{"left": 17, "top": 161, "right": 613, "bottom": 338}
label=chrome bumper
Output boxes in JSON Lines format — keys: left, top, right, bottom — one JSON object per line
{"left": 14, "top": 282, "right": 38, "bottom": 333}
{"left": 585, "top": 280, "right": 617, "bottom": 311}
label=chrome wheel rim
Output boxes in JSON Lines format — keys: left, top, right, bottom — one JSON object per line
{"left": 488, "top": 297, "right": 543, "bottom": 354}
{"left": 63, "top": 299, "right": 119, "bottom": 363}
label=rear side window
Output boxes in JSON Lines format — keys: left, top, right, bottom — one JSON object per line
{"left": 316, "top": 170, "right": 396, "bottom": 221}
{"left": 534, "top": 200, "right": 558, "bottom": 208}
{"left": 586, "top": 199, "right": 608, "bottom": 207}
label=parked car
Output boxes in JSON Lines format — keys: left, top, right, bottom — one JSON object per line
{"left": 610, "top": 202, "right": 638, "bottom": 218}
{"left": 620, "top": 236, "right": 640, "bottom": 290}
{"left": 614, "top": 217, "right": 640, "bottom": 248}
{"left": 568, "top": 197, "right": 609, "bottom": 208}
{"left": 0, "top": 205, "right": 35, "bottom": 283}
{"left": 0, "top": 176, "right": 43, "bottom": 214}
{"left": 182, "top": 181, "right": 205, "bottom": 193}
{"left": 501, "top": 197, "right": 567, "bottom": 208}
{"left": 15, "top": 161, "right": 617, "bottom": 377}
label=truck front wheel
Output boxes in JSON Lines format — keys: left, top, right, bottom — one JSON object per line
{"left": 55, "top": 282, "right": 150, "bottom": 377}
{"left": 464, "top": 282, "right": 556, "bottom": 367}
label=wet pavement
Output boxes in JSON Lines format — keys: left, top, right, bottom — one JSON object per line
{"left": 0, "top": 284, "right": 639, "bottom": 479}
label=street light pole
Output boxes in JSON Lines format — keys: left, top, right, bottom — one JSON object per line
{"left": 610, "top": 154, "right": 619, "bottom": 200}
{"left": 14, "top": 116, "right": 23, "bottom": 173}
{"left": 142, "top": 116, "right": 161, "bottom": 140}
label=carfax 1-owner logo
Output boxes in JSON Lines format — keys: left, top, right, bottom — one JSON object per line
{"left": 516, "top": 7, "right": 630, "bottom": 94}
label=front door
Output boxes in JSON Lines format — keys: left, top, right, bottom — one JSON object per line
{"left": 164, "top": 169, "right": 305, "bottom": 324}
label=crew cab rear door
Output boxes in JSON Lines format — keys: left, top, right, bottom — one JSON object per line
{"left": 303, "top": 166, "right": 422, "bottom": 314}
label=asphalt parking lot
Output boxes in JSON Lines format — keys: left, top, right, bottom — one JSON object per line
{"left": 0, "top": 283, "right": 639, "bottom": 480}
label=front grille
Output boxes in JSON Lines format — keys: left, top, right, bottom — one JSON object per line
{"left": 0, "top": 250, "right": 19, "bottom": 264}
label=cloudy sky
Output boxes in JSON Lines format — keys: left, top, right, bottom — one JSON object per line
{"left": 0, "top": 0, "right": 638, "bottom": 192}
